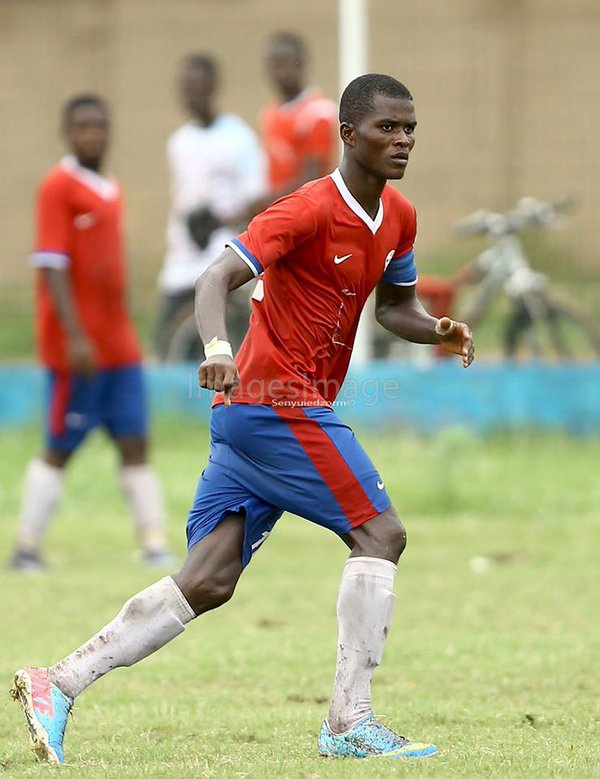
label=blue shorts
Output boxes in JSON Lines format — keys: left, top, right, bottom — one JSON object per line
{"left": 45, "top": 363, "right": 148, "bottom": 453}
{"left": 186, "top": 404, "right": 391, "bottom": 567}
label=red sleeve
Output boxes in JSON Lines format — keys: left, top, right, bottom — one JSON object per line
{"left": 395, "top": 203, "right": 417, "bottom": 258}
{"left": 32, "top": 173, "right": 71, "bottom": 268}
{"left": 227, "top": 192, "right": 318, "bottom": 275}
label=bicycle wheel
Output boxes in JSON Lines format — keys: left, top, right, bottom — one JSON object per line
{"left": 155, "top": 292, "right": 200, "bottom": 362}
{"left": 159, "top": 286, "right": 253, "bottom": 363}
{"left": 164, "top": 312, "right": 204, "bottom": 362}
{"left": 504, "top": 295, "right": 600, "bottom": 360}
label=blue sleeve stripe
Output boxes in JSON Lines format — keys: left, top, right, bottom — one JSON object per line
{"left": 227, "top": 238, "right": 264, "bottom": 276}
{"left": 382, "top": 249, "right": 417, "bottom": 285}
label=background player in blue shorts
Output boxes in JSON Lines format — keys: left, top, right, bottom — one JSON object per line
{"left": 12, "top": 75, "right": 473, "bottom": 762}
{"left": 7, "top": 95, "right": 173, "bottom": 571}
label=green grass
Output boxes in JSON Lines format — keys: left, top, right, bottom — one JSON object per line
{"left": 1, "top": 421, "right": 600, "bottom": 777}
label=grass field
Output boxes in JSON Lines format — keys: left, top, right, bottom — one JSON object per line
{"left": 1, "top": 421, "right": 599, "bottom": 777}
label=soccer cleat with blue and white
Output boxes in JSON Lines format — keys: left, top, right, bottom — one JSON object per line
{"left": 317, "top": 714, "right": 438, "bottom": 759}
{"left": 11, "top": 667, "right": 73, "bottom": 764}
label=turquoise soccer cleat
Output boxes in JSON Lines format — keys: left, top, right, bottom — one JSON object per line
{"left": 317, "top": 714, "right": 438, "bottom": 759}
{"left": 11, "top": 667, "right": 73, "bottom": 764}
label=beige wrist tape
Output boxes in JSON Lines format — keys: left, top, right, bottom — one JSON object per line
{"left": 434, "top": 318, "right": 454, "bottom": 336}
{"left": 204, "top": 336, "right": 233, "bottom": 360}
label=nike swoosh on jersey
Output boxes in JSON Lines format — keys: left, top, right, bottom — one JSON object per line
{"left": 73, "top": 212, "right": 97, "bottom": 229}
{"left": 377, "top": 481, "right": 385, "bottom": 490}
{"left": 333, "top": 253, "right": 353, "bottom": 264}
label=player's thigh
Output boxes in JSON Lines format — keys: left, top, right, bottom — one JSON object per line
{"left": 215, "top": 403, "right": 391, "bottom": 536}
{"left": 186, "top": 421, "right": 283, "bottom": 571}
{"left": 102, "top": 363, "right": 148, "bottom": 447}
{"left": 44, "top": 369, "right": 102, "bottom": 458}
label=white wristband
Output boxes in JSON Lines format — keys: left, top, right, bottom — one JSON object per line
{"left": 204, "top": 337, "right": 233, "bottom": 360}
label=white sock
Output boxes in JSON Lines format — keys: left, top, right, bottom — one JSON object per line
{"left": 120, "top": 464, "right": 168, "bottom": 552}
{"left": 328, "top": 556, "right": 397, "bottom": 733}
{"left": 15, "top": 459, "right": 64, "bottom": 553}
{"left": 48, "top": 576, "right": 195, "bottom": 700}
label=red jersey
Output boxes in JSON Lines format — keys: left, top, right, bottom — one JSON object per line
{"left": 223, "top": 168, "right": 418, "bottom": 407}
{"left": 32, "top": 157, "right": 141, "bottom": 371}
{"left": 260, "top": 88, "right": 337, "bottom": 191}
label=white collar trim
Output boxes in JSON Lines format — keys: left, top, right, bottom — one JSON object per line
{"left": 330, "top": 168, "right": 383, "bottom": 234}
{"left": 61, "top": 156, "right": 118, "bottom": 201}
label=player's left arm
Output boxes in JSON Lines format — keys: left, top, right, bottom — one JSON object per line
{"left": 375, "top": 281, "right": 474, "bottom": 368}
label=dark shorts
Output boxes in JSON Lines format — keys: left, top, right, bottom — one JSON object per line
{"left": 186, "top": 403, "right": 391, "bottom": 567}
{"left": 45, "top": 363, "right": 148, "bottom": 453}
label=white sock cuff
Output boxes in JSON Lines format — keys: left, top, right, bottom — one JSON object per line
{"left": 163, "top": 576, "right": 197, "bottom": 623}
{"left": 343, "top": 556, "right": 397, "bottom": 578}
{"left": 120, "top": 463, "right": 154, "bottom": 482}
{"left": 29, "top": 458, "right": 64, "bottom": 484}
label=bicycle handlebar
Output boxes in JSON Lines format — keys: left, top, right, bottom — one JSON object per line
{"left": 453, "top": 195, "right": 577, "bottom": 238}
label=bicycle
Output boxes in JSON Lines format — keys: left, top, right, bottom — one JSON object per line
{"left": 156, "top": 284, "right": 253, "bottom": 363}
{"left": 450, "top": 197, "right": 600, "bottom": 360}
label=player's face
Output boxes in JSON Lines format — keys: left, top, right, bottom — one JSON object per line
{"left": 346, "top": 95, "right": 417, "bottom": 181}
{"left": 64, "top": 105, "right": 109, "bottom": 167}
{"left": 266, "top": 42, "right": 303, "bottom": 98}
{"left": 179, "top": 65, "right": 215, "bottom": 118}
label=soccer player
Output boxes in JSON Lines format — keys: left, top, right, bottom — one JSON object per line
{"left": 7, "top": 95, "right": 173, "bottom": 572}
{"left": 12, "top": 74, "right": 474, "bottom": 763}
{"left": 261, "top": 31, "right": 337, "bottom": 200}
{"left": 156, "top": 54, "right": 266, "bottom": 357}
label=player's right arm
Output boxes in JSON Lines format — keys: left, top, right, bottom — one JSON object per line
{"left": 32, "top": 175, "right": 95, "bottom": 376}
{"left": 196, "top": 192, "right": 317, "bottom": 403}
{"left": 43, "top": 270, "right": 95, "bottom": 376}
{"left": 195, "top": 248, "right": 254, "bottom": 405}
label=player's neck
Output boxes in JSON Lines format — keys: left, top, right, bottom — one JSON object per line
{"left": 75, "top": 156, "right": 103, "bottom": 174}
{"left": 191, "top": 109, "right": 217, "bottom": 128}
{"left": 278, "top": 84, "right": 304, "bottom": 103}
{"left": 338, "top": 160, "right": 385, "bottom": 220}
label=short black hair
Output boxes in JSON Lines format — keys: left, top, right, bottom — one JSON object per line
{"left": 268, "top": 31, "right": 306, "bottom": 59}
{"left": 339, "top": 73, "right": 413, "bottom": 125}
{"left": 62, "top": 94, "right": 108, "bottom": 126}
{"left": 182, "top": 53, "right": 218, "bottom": 81}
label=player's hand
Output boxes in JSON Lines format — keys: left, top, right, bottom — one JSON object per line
{"left": 67, "top": 333, "right": 96, "bottom": 377}
{"left": 198, "top": 355, "right": 240, "bottom": 407}
{"left": 435, "top": 317, "right": 474, "bottom": 368}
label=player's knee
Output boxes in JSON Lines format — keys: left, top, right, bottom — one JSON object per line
{"left": 392, "top": 518, "right": 408, "bottom": 558}
{"left": 382, "top": 507, "right": 407, "bottom": 559}
{"left": 349, "top": 506, "right": 407, "bottom": 562}
{"left": 117, "top": 436, "right": 147, "bottom": 466}
{"left": 177, "top": 571, "right": 237, "bottom": 614}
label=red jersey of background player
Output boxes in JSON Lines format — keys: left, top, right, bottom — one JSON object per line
{"left": 32, "top": 156, "right": 141, "bottom": 372}
{"left": 224, "top": 168, "right": 418, "bottom": 406}
{"left": 260, "top": 89, "right": 337, "bottom": 192}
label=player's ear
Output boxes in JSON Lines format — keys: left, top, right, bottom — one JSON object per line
{"left": 340, "top": 121, "right": 356, "bottom": 147}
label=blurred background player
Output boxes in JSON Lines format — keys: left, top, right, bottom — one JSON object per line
{"left": 8, "top": 94, "right": 173, "bottom": 572}
{"left": 261, "top": 31, "right": 337, "bottom": 201}
{"left": 156, "top": 54, "right": 266, "bottom": 359}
